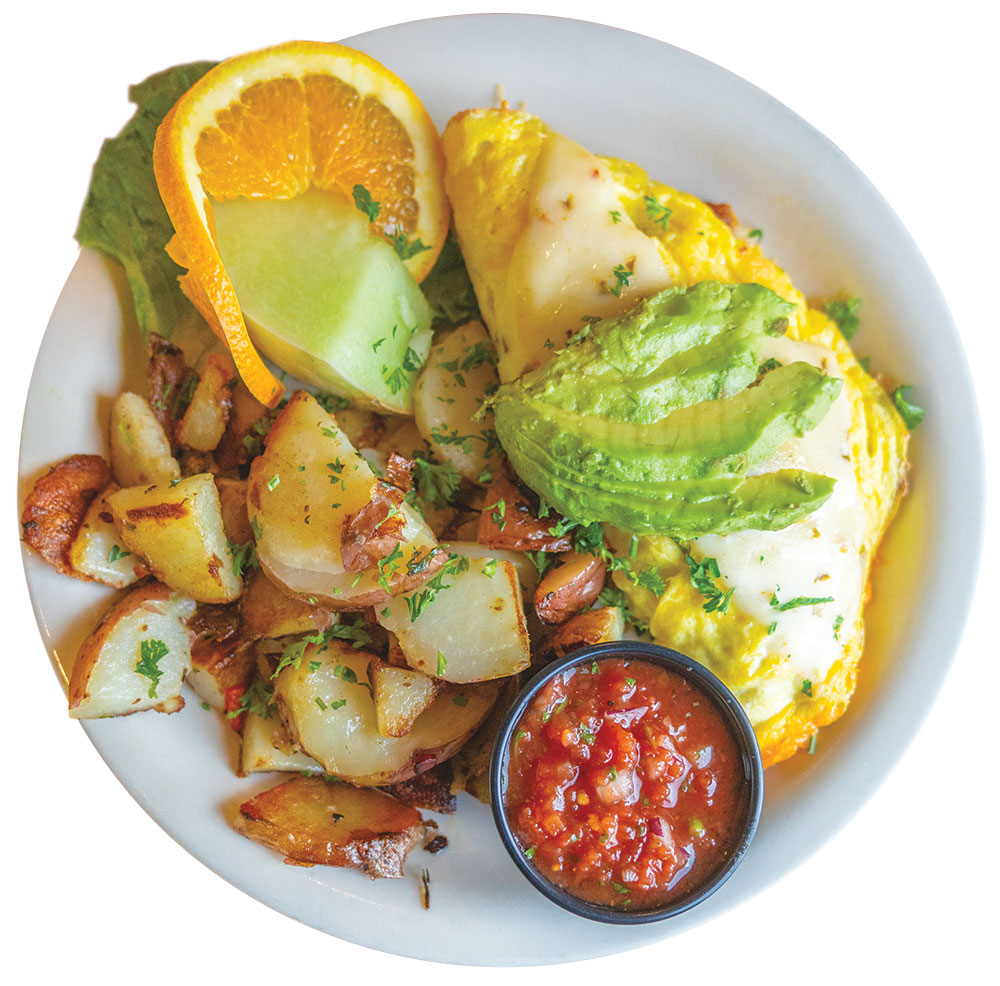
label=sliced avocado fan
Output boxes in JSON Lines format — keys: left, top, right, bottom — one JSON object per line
{"left": 492, "top": 281, "right": 843, "bottom": 537}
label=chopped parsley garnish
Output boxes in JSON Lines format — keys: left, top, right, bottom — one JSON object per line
{"left": 833, "top": 614, "right": 844, "bottom": 639}
{"left": 460, "top": 341, "right": 495, "bottom": 371}
{"left": 801, "top": 679, "right": 813, "bottom": 697}
{"left": 524, "top": 846, "right": 536, "bottom": 860}
{"left": 482, "top": 558, "right": 498, "bottom": 578}
{"left": 225, "top": 678, "right": 276, "bottom": 721}
{"left": 377, "top": 543, "right": 405, "bottom": 591}
{"left": 250, "top": 516, "right": 263, "bottom": 541}
{"left": 769, "top": 592, "right": 834, "bottom": 611}
{"left": 436, "top": 651, "right": 448, "bottom": 676}
{"left": 526, "top": 551, "right": 559, "bottom": 578}
{"left": 857, "top": 355, "right": 871, "bottom": 374}
{"left": 410, "top": 455, "right": 462, "bottom": 509}
{"left": 824, "top": 296, "right": 861, "bottom": 340}
{"left": 609, "top": 209, "right": 622, "bottom": 224}
{"left": 352, "top": 184, "right": 380, "bottom": 222}
{"left": 388, "top": 230, "right": 431, "bottom": 261}
{"left": 633, "top": 567, "right": 666, "bottom": 595}
{"left": 489, "top": 498, "right": 507, "bottom": 530}
{"left": 747, "top": 228, "right": 764, "bottom": 242}
{"left": 106, "top": 544, "right": 130, "bottom": 564}
{"left": 608, "top": 263, "right": 633, "bottom": 297}
{"left": 267, "top": 474, "right": 280, "bottom": 491}
{"left": 135, "top": 638, "right": 168, "bottom": 698}
{"left": 579, "top": 725, "right": 596, "bottom": 745}
{"left": 372, "top": 337, "right": 385, "bottom": 353}
{"left": 314, "top": 391, "right": 352, "bottom": 413}
{"left": 625, "top": 678, "right": 636, "bottom": 687}
{"left": 329, "top": 699, "right": 347, "bottom": 710}
{"left": 382, "top": 365, "right": 409, "bottom": 395}
{"left": 402, "top": 345, "right": 425, "bottom": 373}
{"left": 890, "top": 385, "right": 924, "bottom": 430}
{"left": 767, "top": 621, "right": 777, "bottom": 635}
{"left": 643, "top": 195, "right": 672, "bottom": 229}
{"left": 758, "top": 357, "right": 783, "bottom": 376}
{"left": 452, "top": 695, "right": 469, "bottom": 708}
{"left": 228, "top": 538, "right": 258, "bottom": 578}
{"left": 685, "top": 555, "right": 735, "bottom": 614}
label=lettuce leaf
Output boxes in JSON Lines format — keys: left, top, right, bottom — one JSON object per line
{"left": 75, "top": 60, "right": 216, "bottom": 337}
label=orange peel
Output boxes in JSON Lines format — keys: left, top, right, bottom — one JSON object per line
{"left": 153, "top": 41, "right": 449, "bottom": 407}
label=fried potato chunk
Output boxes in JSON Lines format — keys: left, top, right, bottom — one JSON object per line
{"left": 233, "top": 776, "right": 424, "bottom": 878}
{"left": 21, "top": 454, "right": 113, "bottom": 576}
{"left": 68, "top": 580, "right": 196, "bottom": 718}
{"left": 109, "top": 473, "right": 241, "bottom": 603}
{"left": 109, "top": 392, "right": 180, "bottom": 487}
{"left": 175, "top": 353, "right": 235, "bottom": 451}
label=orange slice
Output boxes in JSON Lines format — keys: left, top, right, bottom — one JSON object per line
{"left": 153, "top": 41, "right": 449, "bottom": 407}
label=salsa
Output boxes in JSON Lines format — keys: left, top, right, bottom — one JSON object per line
{"left": 504, "top": 657, "right": 747, "bottom": 910}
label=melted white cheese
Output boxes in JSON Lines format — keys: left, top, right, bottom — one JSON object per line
{"left": 494, "top": 133, "right": 673, "bottom": 378}
{"left": 695, "top": 336, "right": 864, "bottom": 720}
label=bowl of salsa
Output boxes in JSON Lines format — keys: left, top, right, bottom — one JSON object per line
{"left": 490, "top": 641, "right": 764, "bottom": 923}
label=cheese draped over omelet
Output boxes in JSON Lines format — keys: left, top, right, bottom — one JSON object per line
{"left": 443, "top": 107, "right": 909, "bottom": 767}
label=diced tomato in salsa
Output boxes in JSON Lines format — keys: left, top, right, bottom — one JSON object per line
{"left": 504, "top": 658, "right": 746, "bottom": 910}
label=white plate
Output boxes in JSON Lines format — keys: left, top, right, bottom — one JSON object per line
{"left": 18, "top": 14, "right": 984, "bottom": 966}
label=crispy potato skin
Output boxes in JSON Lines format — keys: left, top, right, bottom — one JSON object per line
{"left": 534, "top": 552, "right": 607, "bottom": 624}
{"left": 383, "top": 762, "right": 456, "bottom": 814}
{"left": 537, "top": 606, "right": 625, "bottom": 665}
{"left": 21, "top": 455, "right": 113, "bottom": 576}
{"left": 147, "top": 332, "right": 197, "bottom": 441}
{"left": 233, "top": 776, "right": 424, "bottom": 877}
{"left": 477, "top": 468, "right": 572, "bottom": 552}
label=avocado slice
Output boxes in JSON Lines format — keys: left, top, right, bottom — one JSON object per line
{"left": 519, "top": 281, "right": 794, "bottom": 422}
{"left": 507, "top": 439, "right": 837, "bottom": 536}
{"left": 496, "top": 362, "right": 843, "bottom": 483}
{"left": 491, "top": 281, "right": 843, "bottom": 537}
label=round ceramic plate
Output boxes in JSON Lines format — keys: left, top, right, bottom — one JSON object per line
{"left": 19, "top": 14, "right": 984, "bottom": 966}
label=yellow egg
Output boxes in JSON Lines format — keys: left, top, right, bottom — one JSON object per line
{"left": 443, "top": 107, "right": 909, "bottom": 767}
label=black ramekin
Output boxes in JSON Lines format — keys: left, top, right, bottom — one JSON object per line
{"left": 489, "top": 640, "right": 764, "bottom": 924}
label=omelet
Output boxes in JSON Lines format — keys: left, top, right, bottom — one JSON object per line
{"left": 442, "top": 107, "right": 909, "bottom": 767}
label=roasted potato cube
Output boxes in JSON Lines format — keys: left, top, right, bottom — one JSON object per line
{"left": 147, "top": 332, "right": 198, "bottom": 441}
{"left": 68, "top": 580, "right": 196, "bottom": 718}
{"left": 477, "top": 468, "right": 573, "bottom": 552}
{"left": 175, "top": 353, "right": 235, "bottom": 451}
{"left": 413, "top": 321, "right": 504, "bottom": 482}
{"left": 185, "top": 602, "right": 255, "bottom": 710}
{"left": 233, "top": 776, "right": 424, "bottom": 877}
{"left": 109, "top": 473, "right": 241, "bottom": 603}
{"left": 382, "top": 762, "right": 456, "bottom": 814}
{"left": 368, "top": 658, "right": 441, "bottom": 738}
{"left": 335, "top": 406, "right": 387, "bottom": 450}
{"left": 109, "top": 392, "right": 180, "bottom": 487}
{"left": 215, "top": 477, "right": 253, "bottom": 545}
{"left": 248, "top": 391, "right": 442, "bottom": 608}
{"left": 67, "top": 485, "right": 148, "bottom": 588}
{"left": 275, "top": 639, "right": 497, "bottom": 785}
{"left": 21, "top": 454, "right": 112, "bottom": 576}
{"left": 215, "top": 378, "right": 270, "bottom": 469}
{"left": 378, "top": 557, "right": 530, "bottom": 683}
{"left": 239, "top": 700, "right": 324, "bottom": 776}
{"left": 543, "top": 606, "right": 625, "bottom": 662}
{"left": 240, "top": 569, "right": 325, "bottom": 639}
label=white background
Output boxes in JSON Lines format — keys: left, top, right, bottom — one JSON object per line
{"left": 4, "top": 1, "right": 995, "bottom": 982}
